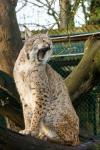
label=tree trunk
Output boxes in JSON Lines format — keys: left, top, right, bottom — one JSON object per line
{"left": 59, "top": 0, "right": 80, "bottom": 29}
{"left": 59, "top": 0, "right": 68, "bottom": 28}
{"left": 0, "top": 0, "right": 23, "bottom": 97}
{"left": 59, "top": 0, "right": 74, "bottom": 29}
{"left": 0, "top": 0, "right": 22, "bottom": 76}
{"left": 0, "top": 0, "right": 23, "bottom": 129}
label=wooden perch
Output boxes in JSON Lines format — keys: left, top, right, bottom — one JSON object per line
{"left": 0, "top": 126, "right": 100, "bottom": 150}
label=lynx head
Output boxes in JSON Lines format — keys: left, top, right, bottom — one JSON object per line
{"left": 23, "top": 29, "right": 52, "bottom": 64}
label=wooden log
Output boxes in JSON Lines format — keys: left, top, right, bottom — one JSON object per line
{"left": 0, "top": 126, "right": 100, "bottom": 150}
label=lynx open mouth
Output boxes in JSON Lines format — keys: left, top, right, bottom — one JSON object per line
{"left": 37, "top": 45, "right": 50, "bottom": 61}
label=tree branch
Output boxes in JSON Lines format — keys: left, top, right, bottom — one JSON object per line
{"left": 0, "top": 86, "right": 24, "bottom": 128}
{"left": 21, "top": 0, "right": 60, "bottom": 27}
{"left": 23, "top": 0, "right": 44, "bottom": 7}
{"left": 65, "top": 37, "right": 100, "bottom": 101}
{"left": 16, "top": 1, "right": 27, "bottom": 12}
{"left": 0, "top": 126, "right": 100, "bottom": 150}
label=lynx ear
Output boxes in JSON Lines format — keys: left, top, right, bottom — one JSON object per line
{"left": 24, "top": 26, "right": 32, "bottom": 40}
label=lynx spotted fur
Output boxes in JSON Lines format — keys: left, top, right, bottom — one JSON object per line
{"left": 14, "top": 30, "right": 79, "bottom": 145}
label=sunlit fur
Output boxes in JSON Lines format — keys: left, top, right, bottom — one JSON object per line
{"left": 14, "top": 32, "right": 80, "bottom": 146}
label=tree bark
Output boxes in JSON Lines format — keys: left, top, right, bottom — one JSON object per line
{"left": 59, "top": 0, "right": 69, "bottom": 28}
{"left": 0, "top": 0, "right": 23, "bottom": 97}
{"left": 59, "top": 0, "right": 80, "bottom": 29}
{"left": 0, "top": 0, "right": 22, "bottom": 76}
{"left": 0, "top": 0, "right": 23, "bottom": 129}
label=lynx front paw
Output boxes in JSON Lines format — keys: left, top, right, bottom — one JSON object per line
{"left": 19, "top": 129, "right": 31, "bottom": 135}
{"left": 19, "top": 129, "right": 39, "bottom": 138}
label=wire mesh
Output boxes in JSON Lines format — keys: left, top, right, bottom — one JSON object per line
{"left": 52, "top": 41, "right": 84, "bottom": 55}
{"left": 76, "top": 92, "right": 98, "bottom": 136}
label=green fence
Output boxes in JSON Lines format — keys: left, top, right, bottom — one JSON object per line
{"left": 53, "top": 41, "right": 84, "bottom": 55}
{"left": 76, "top": 92, "right": 100, "bottom": 136}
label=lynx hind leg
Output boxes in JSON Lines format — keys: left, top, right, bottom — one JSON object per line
{"left": 55, "top": 125, "right": 80, "bottom": 146}
{"left": 54, "top": 114, "right": 80, "bottom": 145}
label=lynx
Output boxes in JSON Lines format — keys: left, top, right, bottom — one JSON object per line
{"left": 13, "top": 29, "right": 79, "bottom": 145}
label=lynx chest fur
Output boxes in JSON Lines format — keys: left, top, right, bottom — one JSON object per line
{"left": 14, "top": 31, "right": 79, "bottom": 145}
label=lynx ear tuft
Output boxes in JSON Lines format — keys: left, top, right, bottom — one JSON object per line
{"left": 24, "top": 25, "right": 32, "bottom": 40}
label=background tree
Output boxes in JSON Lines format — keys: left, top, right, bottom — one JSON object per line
{"left": 59, "top": 0, "right": 81, "bottom": 28}
{"left": 0, "top": 0, "right": 23, "bottom": 129}
{"left": 16, "top": 0, "right": 100, "bottom": 29}
{"left": 87, "top": 0, "right": 100, "bottom": 25}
